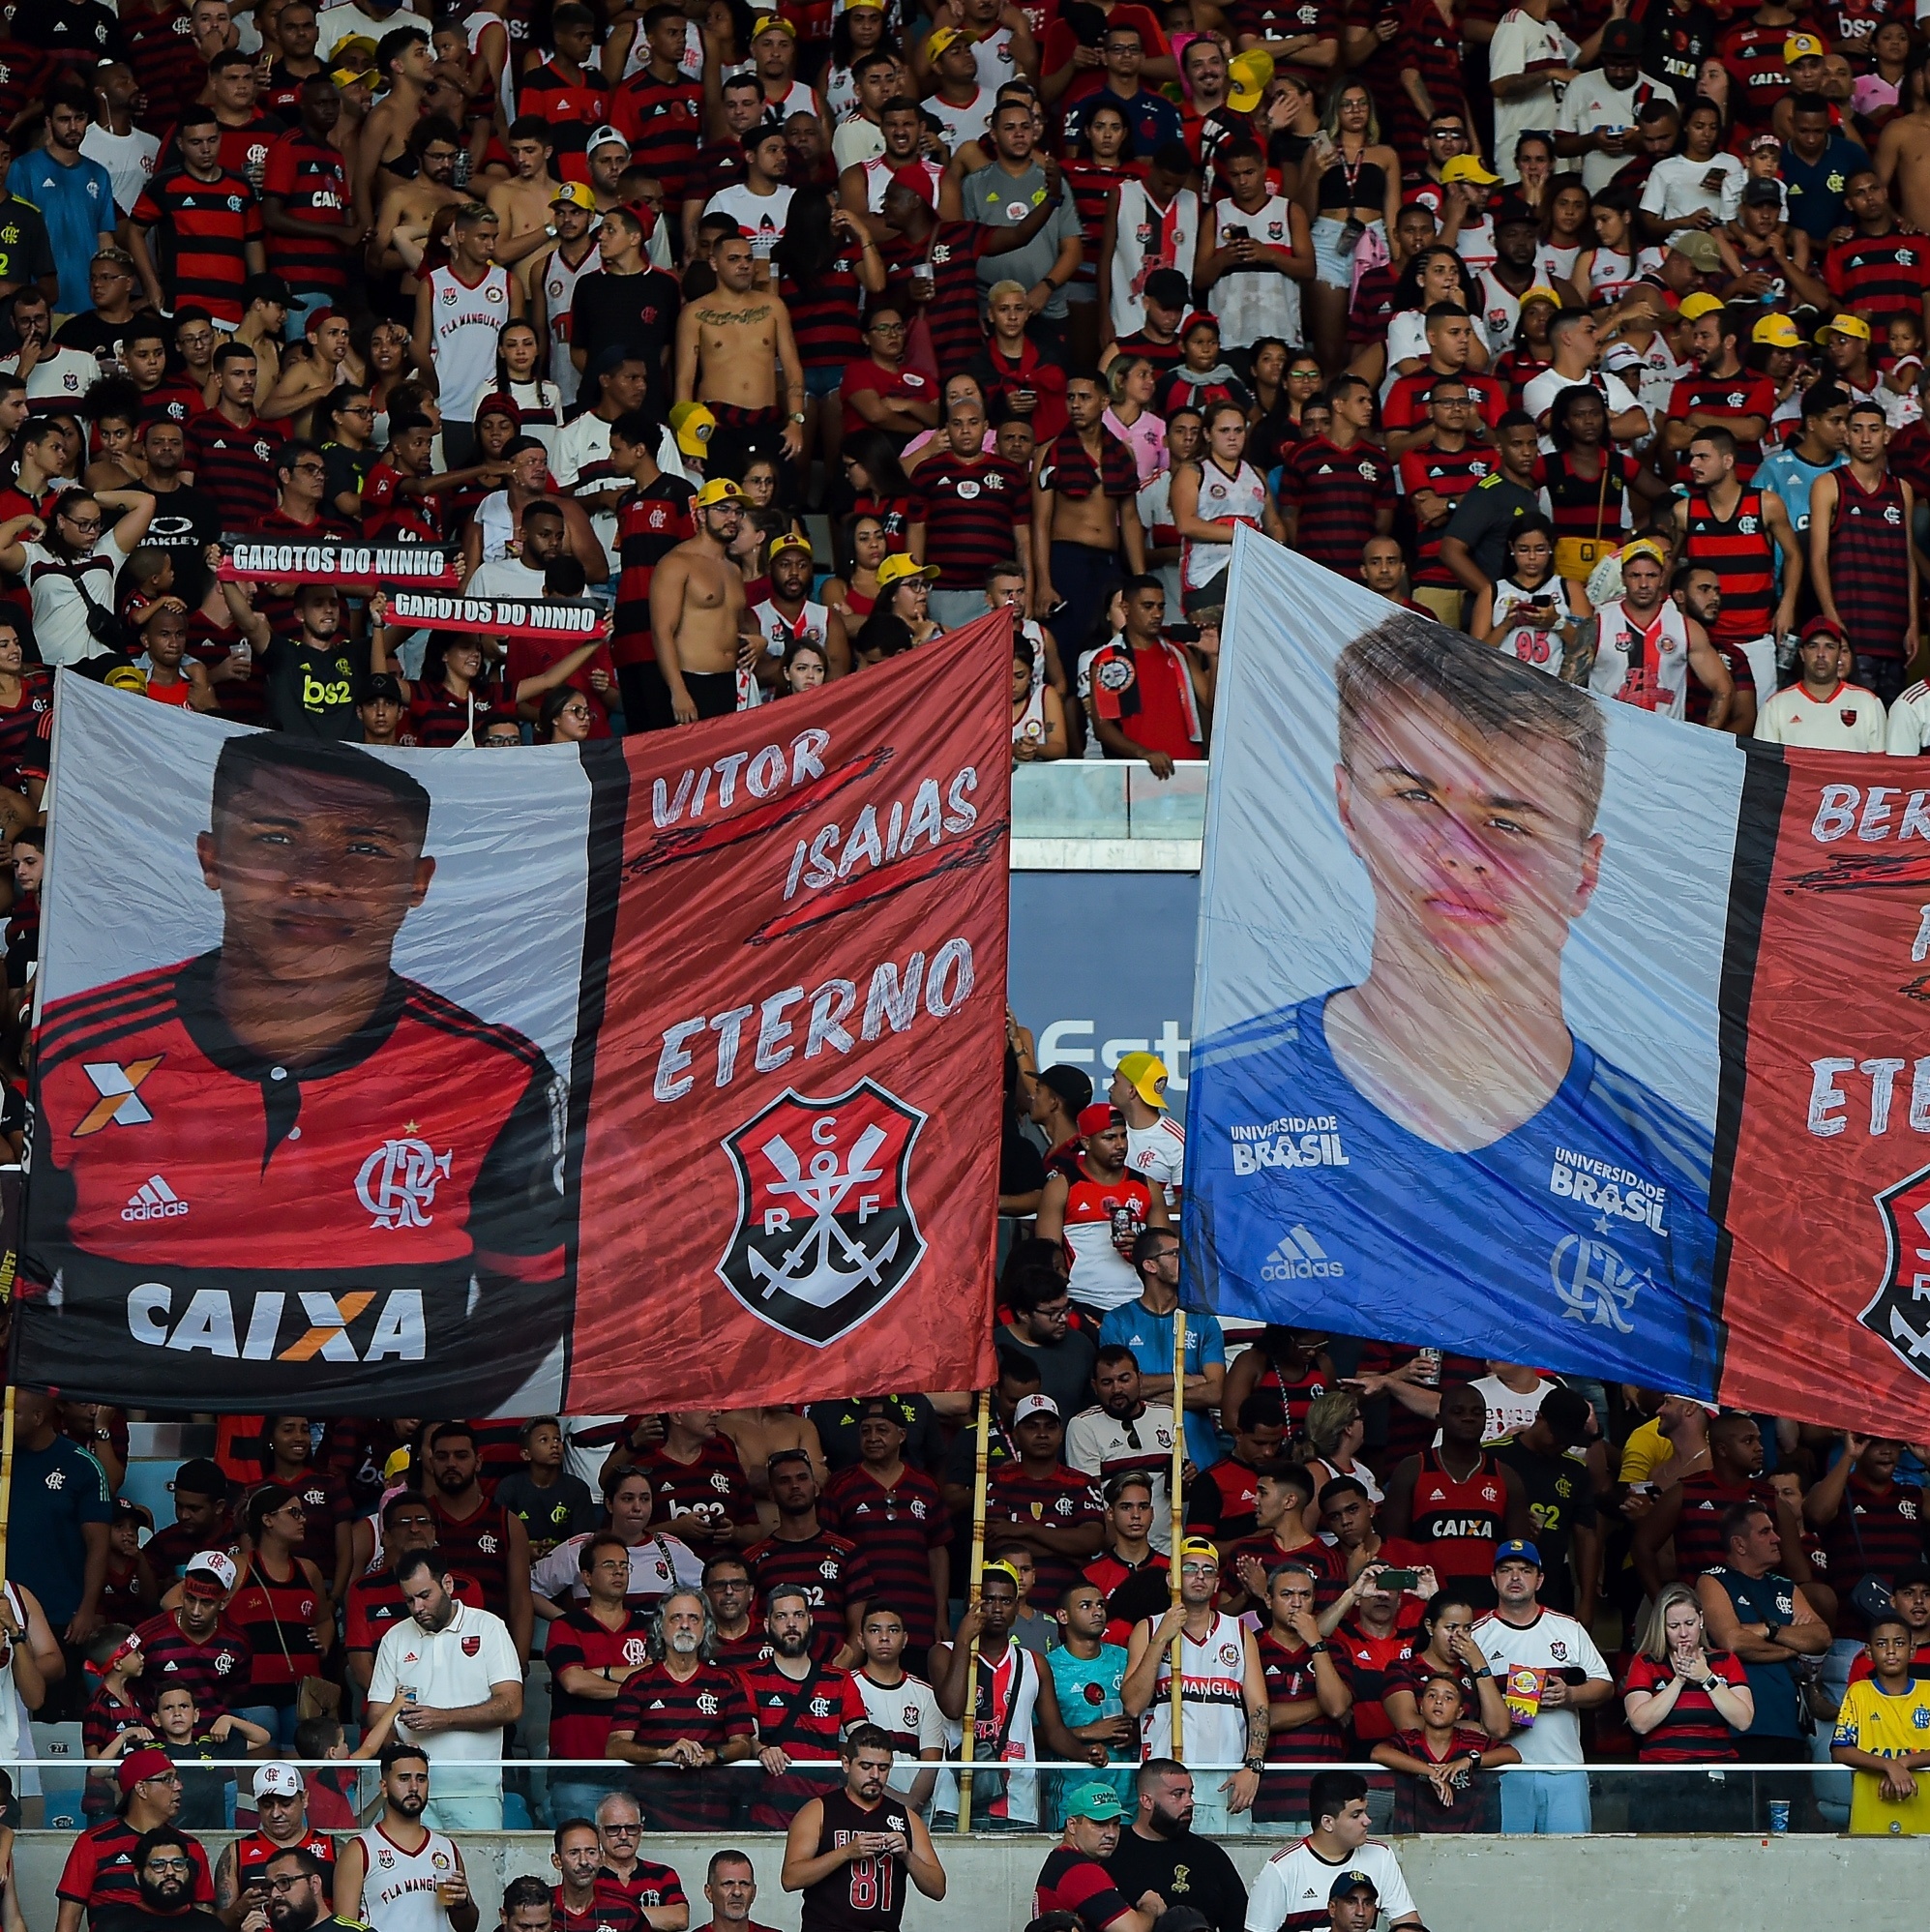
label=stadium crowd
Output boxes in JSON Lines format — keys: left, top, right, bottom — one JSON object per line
{"left": 6, "top": 0, "right": 1930, "bottom": 1921}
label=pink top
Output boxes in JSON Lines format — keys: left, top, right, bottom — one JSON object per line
{"left": 1104, "top": 404, "right": 1169, "bottom": 485}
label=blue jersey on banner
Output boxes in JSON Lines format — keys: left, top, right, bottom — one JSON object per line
{"left": 1189, "top": 990, "right": 1723, "bottom": 1397}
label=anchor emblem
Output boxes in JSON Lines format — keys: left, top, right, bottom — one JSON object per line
{"left": 716, "top": 1080, "right": 929, "bottom": 1346}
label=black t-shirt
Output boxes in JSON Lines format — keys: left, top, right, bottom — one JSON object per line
{"left": 17, "top": 0, "right": 122, "bottom": 60}
{"left": 1493, "top": 1442, "right": 1596, "bottom": 1609}
{"left": 0, "top": 197, "right": 56, "bottom": 293}
{"left": 263, "top": 633, "right": 362, "bottom": 737}
{"left": 569, "top": 268, "right": 681, "bottom": 413}
{"left": 138, "top": 484, "right": 223, "bottom": 605}
{"left": 1104, "top": 1828, "right": 1248, "bottom": 1932}
{"left": 54, "top": 310, "right": 132, "bottom": 376}
{"left": 93, "top": 1910, "right": 226, "bottom": 1932}
{"left": 1440, "top": 474, "right": 1537, "bottom": 587}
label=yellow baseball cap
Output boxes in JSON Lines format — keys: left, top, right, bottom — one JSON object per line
{"left": 1114, "top": 1052, "right": 1169, "bottom": 1109}
{"left": 1817, "top": 312, "right": 1873, "bottom": 342}
{"left": 1678, "top": 291, "right": 1725, "bottom": 322}
{"left": 670, "top": 401, "right": 718, "bottom": 457}
{"left": 876, "top": 552, "right": 939, "bottom": 591}
{"left": 1784, "top": 32, "right": 1826, "bottom": 60}
{"left": 1177, "top": 1536, "right": 1221, "bottom": 1564}
{"left": 1618, "top": 537, "right": 1669, "bottom": 570}
{"left": 1519, "top": 283, "right": 1562, "bottom": 308}
{"left": 331, "top": 64, "right": 378, "bottom": 88}
{"left": 1441, "top": 155, "right": 1500, "bottom": 186}
{"left": 329, "top": 32, "right": 377, "bottom": 65}
{"left": 926, "top": 24, "right": 965, "bottom": 56}
{"left": 767, "top": 531, "right": 814, "bottom": 560}
{"left": 693, "top": 475, "right": 745, "bottom": 508}
{"left": 550, "top": 181, "right": 597, "bottom": 211}
{"left": 1227, "top": 48, "right": 1273, "bottom": 113}
{"left": 1752, "top": 312, "right": 1802, "bottom": 347}
{"left": 752, "top": 13, "right": 795, "bottom": 35}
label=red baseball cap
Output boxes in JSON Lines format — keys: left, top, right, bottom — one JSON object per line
{"left": 119, "top": 1747, "right": 176, "bottom": 1793}
{"left": 1078, "top": 1102, "right": 1124, "bottom": 1137}
{"left": 890, "top": 165, "right": 936, "bottom": 209}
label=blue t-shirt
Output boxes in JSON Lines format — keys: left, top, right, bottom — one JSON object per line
{"left": 1757, "top": 444, "right": 1847, "bottom": 585}
{"left": 1099, "top": 1300, "right": 1227, "bottom": 1469}
{"left": 1780, "top": 134, "right": 1870, "bottom": 242}
{"left": 1190, "top": 990, "right": 1721, "bottom": 1397}
{"left": 1704, "top": 1563, "right": 1803, "bottom": 1738}
{"left": 1064, "top": 85, "right": 1183, "bottom": 158}
{"left": 7, "top": 150, "right": 113, "bottom": 313}
{"left": 9, "top": 1433, "right": 112, "bottom": 1622}
{"left": 1047, "top": 1642, "right": 1134, "bottom": 1824}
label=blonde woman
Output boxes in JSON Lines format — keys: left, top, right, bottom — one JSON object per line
{"left": 1300, "top": 79, "right": 1402, "bottom": 375}
{"left": 1622, "top": 1581, "right": 1753, "bottom": 1828}
{"left": 1297, "top": 1389, "right": 1382, "bottom": 1532}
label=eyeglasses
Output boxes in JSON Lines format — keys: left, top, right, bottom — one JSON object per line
{"left": 341, "top": 403, "right": 374, "bottom": 417}
{"left": 291, "top": 461, "right": 326, "bottom": 477}
{"left": 145, "top": 1858, "right": 193, "bottom": 1875}
{"left": 602, "top": 1823, "right": 641, "bottom": 1836}
{"left": 61, "top": 516, "right": 101, "bottom": 534}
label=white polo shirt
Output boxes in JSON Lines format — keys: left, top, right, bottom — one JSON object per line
{"left": 369, "top": 1599, "right": 521, "bottom": 1800}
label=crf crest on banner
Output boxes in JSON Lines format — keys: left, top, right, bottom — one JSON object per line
{"left": 1864, "top": 1165, "right": 1930, "bottom": 1379}
{"left": 716, "top": 1081, "right": 928, "bottom": 1346}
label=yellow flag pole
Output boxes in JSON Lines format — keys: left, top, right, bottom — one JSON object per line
{"left": 0, "top": 1382, "right": 14, "bottom": 1597}
{"left": 955, "top": 1386, "right": 992, "bottom": 1835}
{"left": 1168, "top": 1310, "right": 1187, "bottom": 1756}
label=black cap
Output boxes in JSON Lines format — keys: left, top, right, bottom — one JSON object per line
{"left": 360, "top": 671, "right": 402, "bottom": 703}
{"left": 855, "top": 1399, "right": 904, "bottom": 1425}
{"left": 1143, "top": 267, "right": 1190, "bottom": 311}
{"left": 1742, "top": 178, "right": 1783, "bottom": 206}
{"left": 111, "top": 1497, "right": 153, "bottom": 1527}
{"left": 170, "top": 1457, "right": 229, "bottom": 1500}
{"left": 1599, "top": 18, "right": 1640, "bottom": 54}
{"left": 1036, "top": 1064, "right": 1094, "bottom": 1115}
{"left": 242, "top": 272, "right": 293, "bottom": 308}
{"left": 1893, "top": 1562, "right": 1930, "bottom": 1591}
{"left": 1492, "top": 193, "right": 1536, "bottom": 229}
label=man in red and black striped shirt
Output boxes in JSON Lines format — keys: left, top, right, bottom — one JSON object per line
{"left": 909, "top": 397, "right": 1030, "bottom": 631}
{"left": 1807, "top": 1437, "right": 1929, "bottom": 1613}
{"left": 185, "top": 342, "right": 283, "bottom": 528}
{"left": 56, "top": 1750, "right": 219, "bottom": 1922}
{"left": 133, "top": 1558, "right": 253, "bottom": 1719}
{"left": 740, "top": 1584, "right": 849, "bottom": 1831}
{"left": 1381, "top": 312, "right": 1507, "bottom": 459}
{"left": 745, "top": 1451, "right": 874, "bottom": 1653}
{"left": 607, "top": 1588, "right": 757, "bottom": 1829}
{"left": 552, "top": 1819, "right": 641, "bottom": 1932}
{"left": 131, "top": 111, "right": 265, "bottom": 326}
{"left": 609, "top": 410, "right": 696, "bottom": 731}
{"left": 1277, "top": 375, "right": 1397, "bottom": 572}
{"left": 261, "top": 79, "right": 354, "bottom": 314}
{"left": 1665, "top": 301, "right": 1777, "bottom": 478}
{"left": 1397, "top": 380, "right": 1496, "bottom": 626}
{"left": 820, "top": 1403, "right": 953, "bottom": 1655}
{"left": 587, "top": 1796, "right": 689, "bottom": 1929}
{"left": 611, "top": 7, "right": 702, "bottom": 208}
{"left": 520, "top": 4, "right": 609, "bottom": 185}
{"left": 1825, "top": 170, "right": 1930, "bottom": 349}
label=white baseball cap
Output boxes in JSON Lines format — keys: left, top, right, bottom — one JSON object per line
{"left": 588, "top": 124, "right": 630, "bottom": 154}
{"left": 1012, "top": 1394, "right": 1060, "bottom": 1424}
{"left": 183, "top": 1551, "right": 237, "bottom": 1596}
{"left": 252, "top": 1763, "right": 305, "bottom": 1799}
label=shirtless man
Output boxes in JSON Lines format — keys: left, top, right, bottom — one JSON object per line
{"left": 488, "top": 115, "right": 567, "bottom": 282}
{"left": 1877, "top": 61, "right": 1930, "bottom": 235}
{"left": 370, "top": 117, "right": 466, "bottom": 292}
{"left": 649, "top": 475, "right": 754, "bottom": 724}
{"left": 1030, "top": 369, "right": 1148, "bottom": 642}
{"left": 716, "top": 1409, "right": 829, "bottom": 1527}
{"left": 355, "top": 24, "right": 435, "bottom": 224}
{"left": 262, "top": 311, "right": 351, "bottom": 421}
{"left": 673, "top": 234, "right": 806, "bottom": 466}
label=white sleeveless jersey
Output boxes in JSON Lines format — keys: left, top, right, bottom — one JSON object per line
{"left": 1491, "top": 575, "right": 1577, "bottom": 675}
{"left": 1013, "top": 678, "right": 1047, "bottom": 748}
{"left": 473, "top": 490, "right": 517, "bottom": 566}
{"left": 1111, "top": 182, "right": 1199, "bottom": 338}
{"left": 1142, "top": 1610, "right": 1249, "bottom": 1767}
{"left": 971, "top": 24, "right": 1018, "bottom": 87}
{"left": 354, "top": 1824, "right": 460, "bottom": 1932}
{"left": 1207, "top": 195, "right": 1300, "bottom": 348}
{"left": 1475, "top": 266, "right": 1523, "bottom": 356}
{"left": 753, "top": 596, "right": 830, "bottom": 659}
{"left": 1589, "top": 596, "right": 1691, "bottom": 718}
{"left": 1125, "top": 1114, "right": 1185, "bottom": 1203}
{"left": 541, "top": 246, "right": 600, "bottom": 405}
{"left": 426, "top": 263, "right": 512, "bottom": 424}
{"left": 1182, "top": 459, "right": 1266, "bottom": 591}
{"left": 860, "top": 153, "right": 940, "bottom": 213}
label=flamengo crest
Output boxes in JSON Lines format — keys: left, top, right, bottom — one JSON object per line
{"left": 715, "top": 1080, "right": 928, "bottom": 1346}
{"left": 1864, "top": 1164, "right": 1930, "bottom": 1379}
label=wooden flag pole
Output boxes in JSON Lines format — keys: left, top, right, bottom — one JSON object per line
{"left": 0, "top": 1383, "right": 15, "bottom": 1599}
{"left": 1168, "top": 1310, "right": 1187, "bottom": 1756}
{"left": 956, "top": 1385, "right": 992, "bottom": 1835}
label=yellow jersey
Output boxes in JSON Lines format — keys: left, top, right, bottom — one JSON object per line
{"left": 1833, "top": 1678, "right": 1930, "bottom": 1835}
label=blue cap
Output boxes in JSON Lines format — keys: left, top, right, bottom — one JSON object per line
{"left": 1493, "top": 1539, "right": 1543, "bottom": 1570}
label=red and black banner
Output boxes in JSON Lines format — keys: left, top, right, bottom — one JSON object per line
{"left": 14, "top": 614, "right": 1013, "bottom": 1412}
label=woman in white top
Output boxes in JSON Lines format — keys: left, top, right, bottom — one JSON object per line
{"left": 1297, "top": 1389, "right": 1384, "bottom": 1531}
{"left": 1471, "top": 516, "right": 1589, "bottom": 675}
{"left": 1640, "top": 100, "right": 1745, "bottom": 237}
{"left": 1011, "top": 633, "right": 1067, "bottom": 763}
{"left": 1536, "top": 174, "right": 1589, "bottom": 283}
{"left": 464, "top": 321, "right": 565, "bottom": 461}
{"left": 823, "top": 0, "right": 889, "bottom": 119}
{"left": 1573, "top": 185, "right": 1662, "bottom": 303}
{"left": 1170, "top": 399, "right": 1285, "bottom": 609}
{"left": 1379, "top": 244, "right": 1488, "bottom": 395}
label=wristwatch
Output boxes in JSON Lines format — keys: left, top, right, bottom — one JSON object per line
{"left": 788, "top": 411, "right": 806, "bottom": 424}
{"left": 1306, "top": 1642, "right": 1328, "bottom": 1656}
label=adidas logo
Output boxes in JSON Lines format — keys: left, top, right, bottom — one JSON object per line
{"left": 122, "top": 1174, "right": 188, "bottom": 1222}
{"left": 1260, "top": 1225, "right": 1343, "bottom": 1282}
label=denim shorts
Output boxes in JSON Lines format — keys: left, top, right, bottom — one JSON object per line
{"left": 803, "top": 363, "right": 844, "bottom": 400}
{"left": 1310, "top": 215, "right": 1381, "bottom": 291}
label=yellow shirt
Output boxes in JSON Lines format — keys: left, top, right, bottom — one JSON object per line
{"left": 1618, "top": 1418, "right": 1673, "bottom": 1486}
{"left": 1833, "top": 1678, "right": 1930, "bottom": 1835}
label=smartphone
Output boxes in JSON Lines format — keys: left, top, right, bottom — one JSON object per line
{"left": 1164, "top": 622, "right": 1202, "bottom": 643}
{"left": 1376, "top": 1568, "right": 1420, "bottom": 1590}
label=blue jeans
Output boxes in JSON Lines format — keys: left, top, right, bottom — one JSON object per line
{"left": 547, "top": 1775, "right": 626, "bottom": 1828}
{"left": 1500, "top": 1769, "right": 1593, "bottom": 1834}
{"left": 232, "top": 1704, "right": 301, "bottom": 1755}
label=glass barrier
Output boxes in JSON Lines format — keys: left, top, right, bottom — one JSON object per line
{"left": 5, "top": 1758, "right": 1861, "bottom": 1837}
{"left": 1011, "top": 761, "right": 1207, "bottom": 843}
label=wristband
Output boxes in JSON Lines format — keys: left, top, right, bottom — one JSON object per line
{"left": 1306, "top": 1642, "right": 1328, "bottom": 1655}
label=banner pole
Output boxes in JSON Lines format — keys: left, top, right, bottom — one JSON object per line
{"left": 1169, "top": 1309, "right": 1186, "bottom": 1756}
{"left": 0, "top": 1382, "right": 15, "bottom": 1597}
{"left": 956, "top": 1385, "right": 992, "bottom": 1836}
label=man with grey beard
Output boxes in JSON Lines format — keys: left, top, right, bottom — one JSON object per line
{"left": 606, "top": 1589, "right": 757, "bottom": 1831}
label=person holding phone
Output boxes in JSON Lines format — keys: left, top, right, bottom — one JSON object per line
{"left": 781, "top": 1726, "right": 946, "bottom": 1932}
{"left": 1470, "top": 515, "right": 1589, "bottom": 673}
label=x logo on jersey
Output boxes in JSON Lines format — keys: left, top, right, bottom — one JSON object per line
{"left": 74, "top": 1057, "right": 164, "bottom": 1136}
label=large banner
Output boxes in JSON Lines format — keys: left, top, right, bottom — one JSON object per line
{"left": 1186, "top": 530, "right": 1930, "bottom": 1436}
{"left": 16, "top": 619, "right": 1012, "bottom": 1413}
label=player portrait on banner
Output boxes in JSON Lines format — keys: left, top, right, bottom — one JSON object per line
{"left": 1191, "top": 570, "right": 1728, "bottom": 1398}
{"left": 21, "top": 705, "right": 585, "bottom": 1412}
